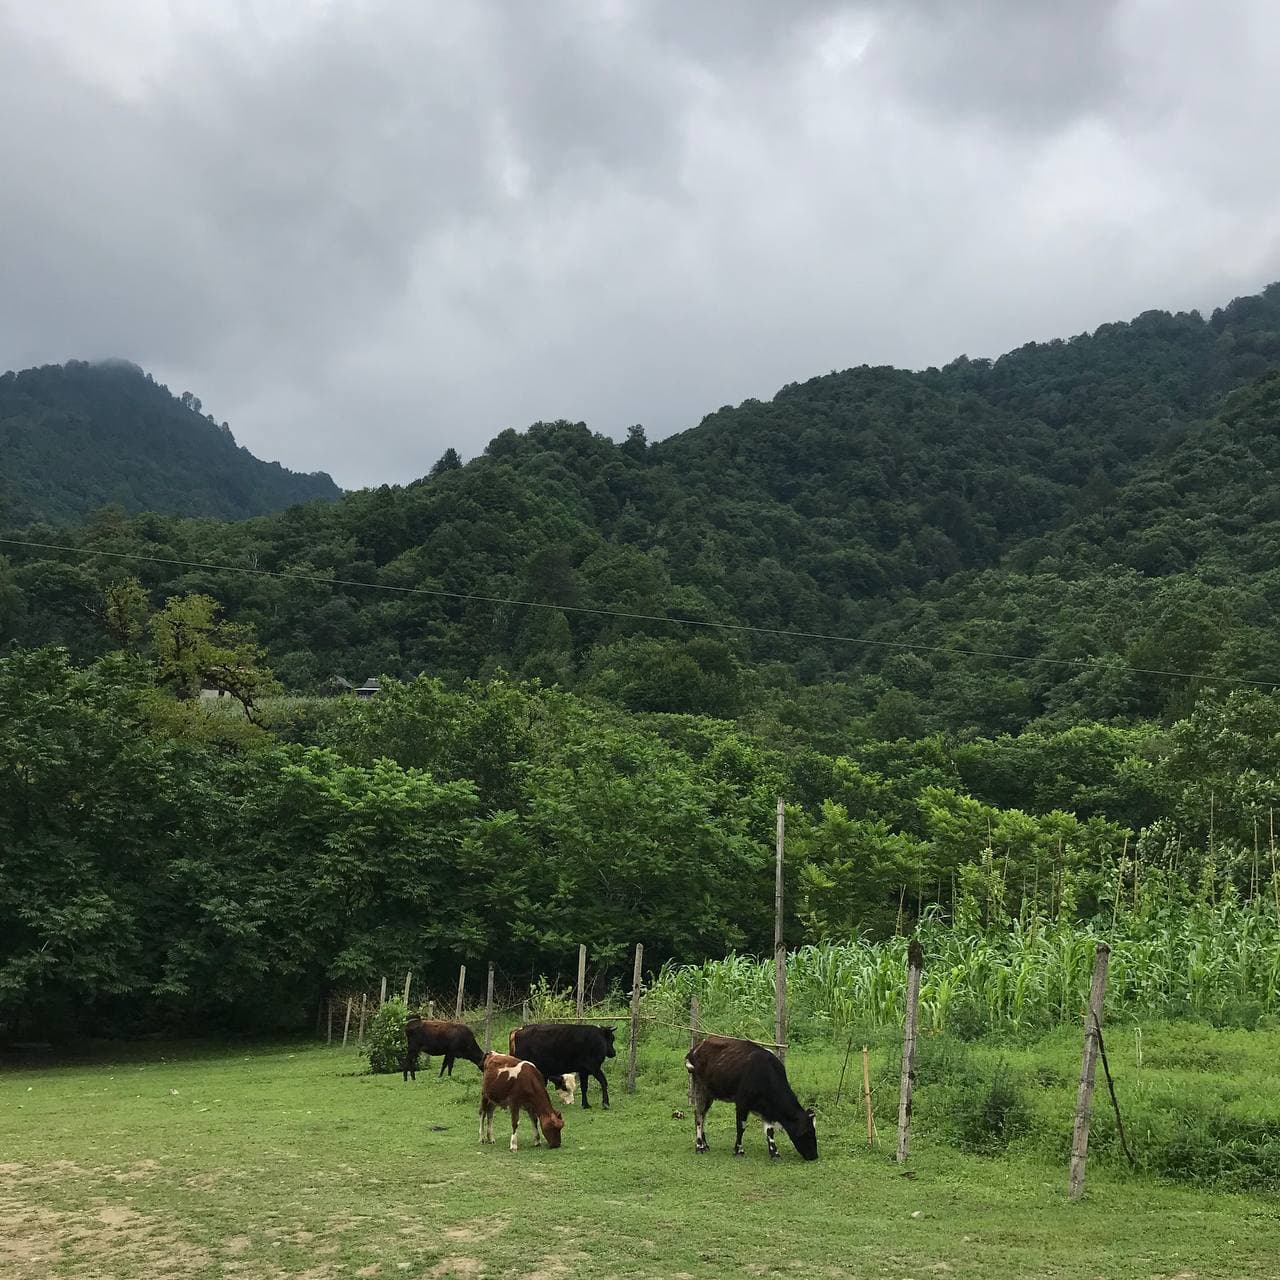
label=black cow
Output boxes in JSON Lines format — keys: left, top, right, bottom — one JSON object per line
{"left": 403, "top": 1018, "right": 487, "bottom": 1081}
{"left": 509, "top": 1023, "right": 616, "bottom": 1109}
{"left": 685, "top": 1035, "right": 817, "bottom": 1161}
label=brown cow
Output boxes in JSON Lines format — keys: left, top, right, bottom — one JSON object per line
{"left": 479, "top": 1053, "right": 565, "bottom": 1152}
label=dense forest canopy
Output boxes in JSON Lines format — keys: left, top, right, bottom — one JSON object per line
{"left": 0, "top": 359, "right": 341, "bottom": 523}
{"left": 5, "top": 284, "right": 1280, "bottom": 735}
{"left": 6, "top": 282, "right": 1280, "bottom": 1033}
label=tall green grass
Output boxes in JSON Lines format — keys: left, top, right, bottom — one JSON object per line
{"left": 645, "top": 895, "right": 1280, "bottom": 1041}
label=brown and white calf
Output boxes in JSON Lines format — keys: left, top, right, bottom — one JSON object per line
{"left": 479, "top": 1053, "right": 565, "bottom": 1152}
{"left": 685, "top": 1035, "right": 818, "bottom": 1161}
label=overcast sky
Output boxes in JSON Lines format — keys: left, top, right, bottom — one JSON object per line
{"left": 3, "top": 1, "right": 1279, "bottom": 490}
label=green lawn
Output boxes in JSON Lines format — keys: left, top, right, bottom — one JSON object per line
{"left": 1, "top": 1027, "right": 1276, "bottom": 1279}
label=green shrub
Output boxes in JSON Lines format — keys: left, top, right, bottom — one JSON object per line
{"left": 363, "top": 998, "right": 408, "bottom": 1075}
{"left": 943, "top": 1059, "right": 1032, "bottom": 1154}
{"left": 527, "top": 977, "right": 576, "bottom": 1022}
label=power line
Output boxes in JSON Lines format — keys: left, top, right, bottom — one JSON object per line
{"left": 1, "top": 535, "right": 1276, "bottom": 690}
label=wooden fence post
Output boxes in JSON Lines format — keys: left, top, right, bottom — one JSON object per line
{"left": 687, "top": 994, "right": 700, "bottom": 1104}
{"left": 862, "top": 1046, "right": 876, "bottom": 1148}
{"left": 521, "top": 999, "right": 530, "bottom": 1025}
{"left": 402, "top": 970, "right": 413, "bottom": 1006}
{"left": 342, "top": 997, "right": 353, "bottom": 1047}
{"left": 484, "top": 962, "right": 495, "bottom": 1051}
{"left": 1068, "top": 942, "right": 1112, "bottom": 1201}
{"left": 455, "top": 965, "right": 466, "bottom": 1019}
{"left": 326, "top": 998, "right": 333, "bottom": 1046}
{"left": 896, "top": 940, "right": 923, "bottom": 1163}
{"left": 774, "top": 797, "right": 787, "bottom": 1061}
{"left": 427, "top": 1000, "right": 434, "bottom": 1020}
{"left": 576, "top": 944, "right": 587, "bottom": 1018}
{"left": 626, "top": 943, "right": 644, "bottom": 1093}
{"left": 357, "top": 993, "right": 368, "bottom": 1048}
{"left": 379, "top": 975, "right": 387, "bottom": 1005}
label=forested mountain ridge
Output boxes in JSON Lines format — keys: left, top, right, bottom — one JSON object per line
{"left": 6, "top": 284, "right": 1280, "bottom": 738}
{"left": 0, "top": 359, "right": 342, "bottom": 522}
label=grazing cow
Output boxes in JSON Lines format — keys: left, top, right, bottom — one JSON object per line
{"left": 479, "top": 1053, "right": 565, "bottom": 1151}
{"left": 402, "top": 1018, "right": 486, "bottom": 1082}
{"left": 509, "top": 1024, "right": 616, "bottom": 1110}
{"left": 685, "top": 1035, "right": 818, "bottom": 1161}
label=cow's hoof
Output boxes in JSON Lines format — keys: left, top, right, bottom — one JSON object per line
{"left": 695, "top": 1142, "right": 709, "bottom": 1154}
{"left": 733, "top": 1149, "right": 745, "bottom": 1158}
{"left": 601, "top": 1103, "right": 610, "bottom": 1111}
{"left": 769, "top": 1151, "right": 781, "bottom": 1161}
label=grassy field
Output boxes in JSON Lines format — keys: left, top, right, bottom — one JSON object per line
{"left": 2, "top": 1024, "right": 1277, "bottom": 1279}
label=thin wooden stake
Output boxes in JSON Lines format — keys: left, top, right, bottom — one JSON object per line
{"left": 455, "top": 964, "right": 466, "bottom": 1019}
{"left": 774, "top": 797, "right": 787, "bottom": 1062}
{"left": 342, "top": 996, "right": 353, "bottom": 1047}
{"left": 402, "top": 970, "right": 413, "bottom": 1006}
{"left": 379, "top": 975, "right": 387, "bottom": 1005}
{"left": 687, "top": 994, "right": 700, "bottom": 1105}
{"left": 1068, "top": 942, "right": 1112, "bottom": 1201}
{"left": 576, "top": 944, "right": 587, "bottom": 1018}
{"left": 862, "top": 1046, "right": 876, "bottom": 1148}
{"left": 1271, "top": 810, "right": 1279, "bottom": 922}
{"left": 896, "top": 940, "right": 923, "bottom": 1163}
{"left": 326, "top": 998, "right": 333, "bottom": 1046}
{"left": 627, "top": 943, "right": 644, "bottom": 1093}
{"left": 484, "top": 962, "right": 495, "bottom": 1051}
{"left": 357, "top": 992, "right": 368, "bottom": 1048}
{"left": 427, "top": 999, "right": 434, "bottom": 1020}
{"left": 521, "top": 999, "right": 530, "bottom": 1025}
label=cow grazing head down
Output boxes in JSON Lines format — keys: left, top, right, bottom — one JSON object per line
{"left": 540, "top": 1109, "right": 566, "bottom": 1148}
{"left": 785, "top": 1107, "right": 818, "bottom": 1161}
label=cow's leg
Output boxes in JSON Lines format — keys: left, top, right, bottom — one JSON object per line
{"left": 510, "top": 1106, "right": 520, "bottom": 1153}
{"left": 439, "top": 1055, "right": 452, "bottom": 1078}
{"left": 403, "top": 1047, "right": 417, "bottom": 1082}
{"left": 531, "top": 1108, "right": 542, "bottom": 1147}
{"left": 764, "top": 1120, "right": 780, "bottom": 1160}
{"left": 479, "top": 1100, "right": 491, "bottom": 1144}
{"left": 578, "top": 1069, "right": 591, "bottom": 1109}
{"left": 594, "top": 1066, "right": 610, "bottom": 1110}
{"left": 734, "top": 1103, "right": 749, "bottom": 1156}
{"left": 694, "top": 1085, "right": 712, "bottom": 1153}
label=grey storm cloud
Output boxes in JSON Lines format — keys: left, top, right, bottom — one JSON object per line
{"left": 2, "top": 0, "right": 1280, "bottom": 489}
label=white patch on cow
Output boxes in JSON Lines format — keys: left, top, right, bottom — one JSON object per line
{"left": 498, "top": 1062, "right": 525, "bottom": 1082}
{"left": 509, "top": 1129, "right": 519, "bottom": 1152}
{"left": 684, "top": 1057, "right": 694, "bottom": 1072}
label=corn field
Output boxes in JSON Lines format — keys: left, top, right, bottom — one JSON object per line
{"left": 644, "top": 896, "right": 1280, "bottom": 1041}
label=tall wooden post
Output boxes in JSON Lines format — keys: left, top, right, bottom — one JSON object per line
{"left": 896, "top": 940, "right": 923, "bottom": 1163}
{"left": 484, "top": 962, "right": 495, "bottom": 1051}
{"left": 687, "top": 994, "right": 700, "bottom": 1105}
{"left": 357, "top": 992, "right": 368, "bottom": 1048}
{"left": 862, "top": 1046, "right": 875, "bottom": 1148}
{"left": 455, "top": 964, "right": 466, "bottom": 1019}
{"left": 774, "top": 797, "right": 787, "bottom": 1061}
{"left": 402, "top": 969, "right": 412, "bottom": 1006}
{"left": 521, "top": 999, "right": 530, "bottom": 1025}
{"left": 576, "top": 944, "right": 588, "bottom": 1018}
{"left": 326, "top": 998, "right": 333, "bottom": 1046}
{"left": 427, "top": 1000, "right": 434, "bottom": 1020}
{"left": 626, "top": 943, "right": 644, "bottom": 1093}
{"left": 379, "top": 975, "right": 387, "bottom": 1005}
{"left": 1069, "top": 943, "right": 1111, "bottom": 1201}
{"left": 341, "top": 997, "right": 353, "bottom": 1047}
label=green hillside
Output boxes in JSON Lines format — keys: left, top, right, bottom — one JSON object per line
{"left": 0, "top": 358, "right": 341, "bottom": 522}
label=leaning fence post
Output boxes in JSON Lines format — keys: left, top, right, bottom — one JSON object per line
{"left": 455, "top": 965, "right": 466, "bottom": 1019}
{"left": 687, "top": 994, "right": 700, "bottom": 1104}
{"left": 576, "top": 944, "right": 587, "bottom": 1018}
{"left": 402, "top": 969, "right": 413, "bottom": 1006}
{"left": 896, "top": 940, "right": 923, "bottom": 1163}
{"left": 342, "top": 996, "right": 353, "bottom": 1047}
{"left": 1069, "top": 942, "right": 1112, "bottom": 1201}
{"left": 484, "top": 962, "right": 495, "bottom": 1051}
{"left": 357, "top": 992, "right": 368, "bottom": 1048}
{"left": 379, "top": 975, "right": 387, "bottom": 1005}
{"left": 626, "top": 943, "right": 644, "bottom": 1093}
